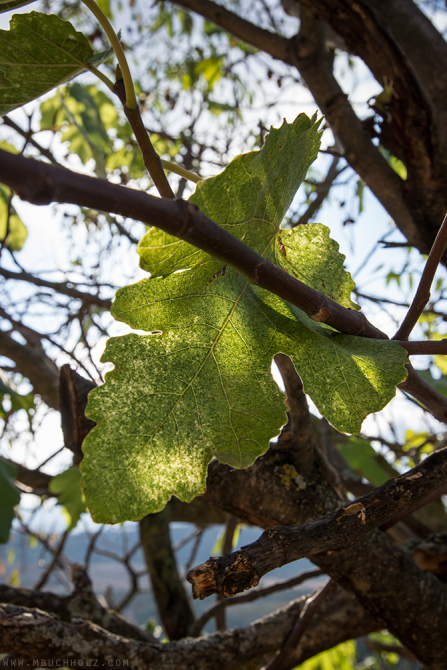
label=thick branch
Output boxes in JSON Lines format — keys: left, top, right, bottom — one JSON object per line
{"left": 274, "top": 354, "right": 315, "bottom": 473}
{"left": 190, "top": 569, "right": 323, "bottom": 637}
{"left": 0, "top": 329, "right": 59, "bottom": 409}
{"left": 187, "top": 445, "right": 447, "bottom": 599}
{"left": 173, "top": 0, "right": 423, "bottom": 249}
{"left": 0, "top": 568, "right": 157, "bottom": 645}
{"left": 173, "top": 0, "right": 289, "bottom": 61}
{"left": 0, "top": 587, "right": 377, "bottom": 669}
{"left": 262, "top": 579, "right": 336, "bottom": 670}
{"left": 291, "top": 6, "right": 424, "bottom": 249}
{"left": 198, "top": 440, "right": 447, "bottom": 665}
{"left": 0, "top": 149, "right": 386, "bottom": 339}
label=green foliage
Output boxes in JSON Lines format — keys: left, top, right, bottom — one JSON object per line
{"left": 0, "top": 374, "right": 35, "bottom": 423}
{"left": 379, "top": 148, "right": 407, "bottom": 180}
{"left": 339, "top": 437, "right": 392, "bottom": 486}
{"left": 298, "top": 640, "right": 357, "bottom": 669}
{"left": 81, "top": 115, "right": 407, "bottom": 523}
{"left": 0, "top": 12, "right": 99, "bottom": 116}
{"left": 418, "top": 368, "right": 447, "bottom": 396}
{"left": 0, "top": 183, "right": 27, "bottom": 251}
{"left": 40, "top": 83, "right": 181, "bottom": 180}
{"left": 0, "top": 457, "right": 20, "bottom": 543}
{"left": 49, "top": 466, "right": 87, "bottom": 531}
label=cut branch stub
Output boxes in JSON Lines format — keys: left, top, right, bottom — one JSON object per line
{"left": 188, "top": 554, "right": 260, "bottom": 600}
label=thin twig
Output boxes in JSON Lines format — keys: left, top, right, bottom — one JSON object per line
{"left": 1, "top": 117, "right": 59, "bottom": 165}
{"left": 33, "top": 530, "right": 70, "bottom": 590}
{"left": 261, "top": 579, "right": 336, "bottom": 670}
{"left": 190, "top": 569, "right": 323, "bottom": 637}
{"left": 394, "top": 213, "right": 447, "bottom": 341}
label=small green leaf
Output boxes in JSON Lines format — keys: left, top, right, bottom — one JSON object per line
{"left": 0, "top": 457, "right": 20, "bottom": 544}
{"left": 0, "top": 12, "right": 95, "bottom": 116}
{"left": 339, "top": 436, "right": 391, "bottom": 486}
{"left": 49, "top": 466, "right": 87, "bottom": 531}
{"left": 0, "top": 184, "right": 27, "bottom": 251}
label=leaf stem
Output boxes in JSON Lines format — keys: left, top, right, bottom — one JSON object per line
{"left": 161, "top": 159, "right": 201, "bottom": 184}
{"left": 86, "top": 64, "right": 115, "bottom": 93}
{"left": 81, "top": 0, "right": 137, "bottom": 109}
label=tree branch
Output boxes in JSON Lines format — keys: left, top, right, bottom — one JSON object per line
{"left": 197, "top": 439, "right": 447, "bottom": 666}
{"left": 274, "top": 354, "right": 315, "bottom": 473}
{"left": 0, "top": 566, "right": 157, "bottom": 644}
{"left": 394, "top": 213, "right": 447, "bottom": 340}
{"left": 173, "top": 0, "right": 289, "bottom": 61}
{"left": 2, "top": 151, "right": 447, "bottom": 423}
{"left": 0, "top": 329, "right": 59, "bottom": 409}
{"left": 1, "top": 116, "right": 59, "bottom": 165}
{"left": 173, "top": 0, "right": 424, "bottom": 250}
{"left": 1, "top": 458, "right": 52, "bottom": 492}
{"left": 0, "top": 587, "right": 377, "bottom": 669}
{"left": 139, "top": 508, "right": 196, "bottom": 640}
{"left": 187, "top": 445, "right": 447, "bottom": 599}
{"left": 113, "top": 80, "right": 175, "bottom": 199}
{"left": 262, "top": 579, "right": 336, "bottom": 670}
{"left": 190, "top": 568, "right": 323, "bottom": 637}
{"left": 399, "top": 340, "right": 447, "bottom": 355}
{"left": 292, "top": 157, "right": 342, "bottom": 226}
{"left": 0, "top": 148, "right": 386, "bottom": 339}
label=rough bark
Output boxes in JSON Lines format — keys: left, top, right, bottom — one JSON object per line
{"left": 0, "top": 588, "right": 377, "bottom": 669}
{"left": 59, "top": 365, "right": 96, "bottom": 464}
{"left": 188, "top": 445, "right": 447, "bottom": 598}
{"left": 0, "top": 567, "right": 157, "bottom": 644}
{"left": 192, "top": 432, "right": 447, "bottom": 666}
{"left": 297, "top": 0, "right": 447, "bottom": 252}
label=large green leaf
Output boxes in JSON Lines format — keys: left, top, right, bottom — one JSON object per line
{"left": 81, "top": 115, "right": 407, "bottom": 523}
{"left": 0, "top": 12, "right": 94, "bottom": 116}
{"left": 0, "top": 457, "right": 20, "bottom": 543}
